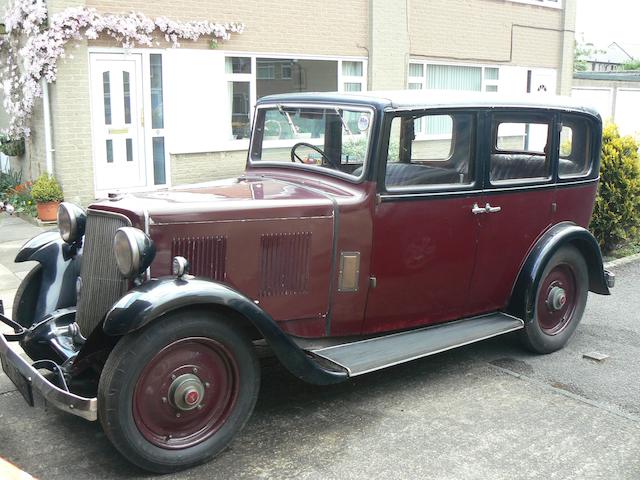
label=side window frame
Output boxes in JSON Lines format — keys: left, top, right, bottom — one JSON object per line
{"left": 376, "top": 108, "right": 481, "bottom": 196}
{"left": 556, "top": 111, "right": 598, "bottom": 182}
{"left": 485, "top": 109, "right": 558, "bottom": 188}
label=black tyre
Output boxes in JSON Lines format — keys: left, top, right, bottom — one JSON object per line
{"left": 521, "top": 245, "right": 588, "bottom": 354}
{"left": 98, "top": 309, "right": 260, "bottom": 473}
{"left": 12, "top": 264, "right": 43, "bottom": 327}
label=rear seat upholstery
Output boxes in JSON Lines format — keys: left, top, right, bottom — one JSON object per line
{"left": 490, "top": 154, "right": 582, "bottom": 181}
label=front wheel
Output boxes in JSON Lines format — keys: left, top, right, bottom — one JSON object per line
{"left": 521, "top": 245, "right": 588, "bottom": 354}
{"left": 98, "top": 309, "right": 260, "bottom": 473}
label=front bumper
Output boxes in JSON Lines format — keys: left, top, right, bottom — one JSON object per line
{"left": 0, "top": 312, "right": 97, "bottom": 421}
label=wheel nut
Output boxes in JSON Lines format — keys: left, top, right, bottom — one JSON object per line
{"left": 161, "top": 397, "right": 167, "bottom": 404}
{"left": 205, "top": 382, "right": 210, "bottom": 388}
{"left": 193, "top": 367, "right": 198, "bottom": 374}
{"left": 171, "top": 374, "right": 176, "bottom": 380}
{"left": 175, "top": 412, "right": 181, "bottom": 418}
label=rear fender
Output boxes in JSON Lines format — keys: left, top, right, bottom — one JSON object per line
{"left": 103, "top": 277, "right": 348, "bottom": 385}
{"left": 507, "top": 222, "right": 610, "bottom": 323}
{"left": 15, "top": 231, "right": 80, "bottom": 321}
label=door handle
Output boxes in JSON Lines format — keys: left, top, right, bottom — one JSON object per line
{"left": 472, "top": 203, "right": 486, "bottom": 215}
{"left": 472, "top": 203, "right": 502, "bottom": 214}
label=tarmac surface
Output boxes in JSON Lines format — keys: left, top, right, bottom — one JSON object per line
{"left": 0, "top": 213, "right": 639, "bottom": 480}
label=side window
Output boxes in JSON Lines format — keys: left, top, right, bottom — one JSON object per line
{"left": 491, "top": 116, "right": 551, "bottom": 183}
{"left": 559, "top": 115, "right": 592, "bottom": 179}
{"left": 385, "top": 112, "right": 475, "bottom": 189}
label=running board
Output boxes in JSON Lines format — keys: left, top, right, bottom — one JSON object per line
{"left": 309, "top": 313, "right": 524, "bottom": 376}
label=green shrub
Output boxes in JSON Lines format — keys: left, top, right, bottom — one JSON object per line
{"left": 0, "top": 168, "right": 21, "bottom": 196}
{"left": 0, "top": 136, "right": 25, "bottom": 157}
{"left": 590, "top": 123, "right": 640, "bottom": 252}
{"left": 30, "top": 173, "right": 63, "bottom": 203}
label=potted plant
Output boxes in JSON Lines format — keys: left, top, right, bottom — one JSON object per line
{"left": 30, "top": 173, "right": 63, "bottom": 221}
{"left": 0, "top": 135, "right": 25, "bottom": 157}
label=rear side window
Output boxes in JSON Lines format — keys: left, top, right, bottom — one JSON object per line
{"left": 386, "top": 111, "right": 475, "bottom": 190}
{"left": 491, "top": 115, "right": 551, "bottom": 183}
{"left": 559, "top": 115, "right": 592, "bottom": 179}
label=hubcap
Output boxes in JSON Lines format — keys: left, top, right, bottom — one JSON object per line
{"left": 537, "top": 264, "right": 577, "bottom": 335}
{"left": 132, "top": 337, "right": 239, "bottom": 449}
{"left": 169, "top": 374, "right": 205, "bottom": 411}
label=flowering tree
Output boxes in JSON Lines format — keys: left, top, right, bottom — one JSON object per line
{"left": 0, "top": 0, "right": 243, "bottom": 140}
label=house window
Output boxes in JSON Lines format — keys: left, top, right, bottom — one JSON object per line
{"left": 224, "top": 56, "right": 366, "bottom": 141}
{"left": 149, "top": 54, "right": 166, "bottom": 184}
{"left": 409, "top": 62, "right": 502, "bottom": 94}
{"left": 507, "top": 0, "right": 561, "bottom": 8}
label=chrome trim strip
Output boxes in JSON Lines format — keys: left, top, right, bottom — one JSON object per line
{"left": 0, "top": 333, "right": 97, "bottom": 421}
{"left": 380, "top": 177, "right": 599, "bottom": 201}
{"left": 151, "top": 215, "right": 333, "bottom": 227}
{"left": 86, "top": 208, "right": 133, "bottom": 227}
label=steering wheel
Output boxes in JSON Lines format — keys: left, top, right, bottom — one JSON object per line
{"left": 290, "top": 142, "right": 339, "bottom": 169}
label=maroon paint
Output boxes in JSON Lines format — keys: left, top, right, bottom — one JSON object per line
{"left": 553, "top": 182, "right": 598, "bottom": 228}
{"left": 364, "top": 194, "right": 481, "bottom": 334}
{"left": 468, "top": 187, "right": 555, "bottom": 313}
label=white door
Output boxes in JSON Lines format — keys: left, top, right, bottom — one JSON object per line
{"left": 90, "top": 53, "right": 146, "bottom": 191}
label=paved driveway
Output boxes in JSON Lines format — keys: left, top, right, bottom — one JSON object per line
{"left": 0, "top": 215, "right": 639, "bottom": 479}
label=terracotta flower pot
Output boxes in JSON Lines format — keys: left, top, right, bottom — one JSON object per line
{"left": 36, "top": 201, "right": 60, "bottom": 222}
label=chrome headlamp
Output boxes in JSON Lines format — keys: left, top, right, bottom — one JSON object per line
{"left": 113, "top": 227, "right": 156, "bottom": 278}
{"left": 57, "top": 202, "right": 86, "bottom": 244}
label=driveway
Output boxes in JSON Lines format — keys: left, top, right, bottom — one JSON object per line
{"left": 0, "top": 214, "right": 639, "bottom": 479}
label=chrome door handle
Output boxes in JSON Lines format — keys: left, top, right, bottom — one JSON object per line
{"left": 472, "top": 203, "right": 486, "bottom": 215}
{"left": 485, "top": 203, "right": 501, "bottom": 213}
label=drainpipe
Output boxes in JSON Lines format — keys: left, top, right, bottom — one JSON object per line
{"left": 41, "top": 78, "right": 54, "bottom": 174}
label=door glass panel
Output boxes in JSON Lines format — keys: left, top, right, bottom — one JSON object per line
{"left": 106, "top": 139, "right": 113, "bottom": 163}
{"left": 126, "top": 138, "right": 133, "bottom": 162}
{"left": 386, "top": 112, "right": 475, "bottom": 189}
{"left": 123, "top": 71, "right": 131, "bottom": 124}
{"left": 152, "top": 137, "right": 166, "bottom": 185}
{"left": 102, "top": 72, "right": 112, "bottom": 125}
{"left": 492, "top": 118, "right": 551, "bottom": 182}
{"left": 150, "top": 54, "right": 164, "bottom": 129}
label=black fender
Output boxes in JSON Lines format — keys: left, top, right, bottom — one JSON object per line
{"left": 103, "top": 277, "right": 348, "bottom": 385}
{"left": 15, "top": 231, "right": 80, "bottom": 322}
{"left": 507, "top": 222, "right": 611, "bottom": 323}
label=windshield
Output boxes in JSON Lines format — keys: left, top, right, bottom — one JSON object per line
{"left": 249, "top": 104, "right": 373, "bottom": 178}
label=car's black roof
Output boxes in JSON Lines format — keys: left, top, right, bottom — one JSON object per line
{"left": 257, "top": 90, "right": 601, "bottom": 118}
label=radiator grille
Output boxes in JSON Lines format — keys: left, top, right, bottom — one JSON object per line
{"left": 171, "top": 236, "right": 227, "bottom": 281}
{"left": 260, "top": 232, "right": 311, "bottom": 297}
{"left": 75, "top": 210, "right": 130, "bottom": 336}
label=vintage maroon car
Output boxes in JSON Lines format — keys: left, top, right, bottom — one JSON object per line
{"left": 1, "top": 91, "right": 614, "bottom": 472}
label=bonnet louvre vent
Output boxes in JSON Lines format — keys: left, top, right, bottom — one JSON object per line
{"left": 171, "top": 236, "right": 227, "bottom": 281}
{"left": 260, "top": 232, "right": 312, "bottom": 297}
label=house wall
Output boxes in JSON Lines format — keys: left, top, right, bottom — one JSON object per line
{"left": 37, "top": 0, "right": 575, "bottom": 203}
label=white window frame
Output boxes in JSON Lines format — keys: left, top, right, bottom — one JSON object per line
{"left": 407, "top": 60, "right": 503, "bottom": 139}
{"left": 506, "top": 0, "right": 562, "bottom": 8}
{"left": 221, "top": 52, "right": 367, "bottom": 150}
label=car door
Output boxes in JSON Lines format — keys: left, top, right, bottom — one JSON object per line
{"left": 467, "top": 110, "right": 557, "bottom": 314}
{"left": 363, "top": 109, "right": 482, "bottom": 334}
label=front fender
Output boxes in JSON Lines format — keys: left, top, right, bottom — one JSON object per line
{"left": 507, "top": 222, "right": 611, "bottom": 322}
{"left": 103, "top": 277, "right": 348, "bottom": 385}
{"left": 14, "top": 231, "right": 80, "bottom": 321}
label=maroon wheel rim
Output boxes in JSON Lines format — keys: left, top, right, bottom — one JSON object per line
{"left": 132, "top": 337, "right": 239, "bottom": 449}
{"left": 536, "top": 263, "right": 577, "bottom": 336}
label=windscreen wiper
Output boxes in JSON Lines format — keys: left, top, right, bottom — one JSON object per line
{"left": 277, "top": 104, "right": 300, "bottom": 135}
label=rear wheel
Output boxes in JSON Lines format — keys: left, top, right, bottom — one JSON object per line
{"left": 98, "top": 309, "right": 260, "bottom": 473}
{"left": 521, "top": 245, "right": 588, "bottom": 354}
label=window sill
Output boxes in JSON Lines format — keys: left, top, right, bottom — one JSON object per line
{"left": 506, "top": 0, "right": 562, "bottom": 9}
